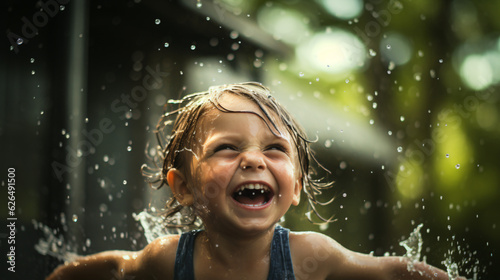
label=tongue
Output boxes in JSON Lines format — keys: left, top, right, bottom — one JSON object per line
{"left": 235, "top": 191, "right": 267, "bottom": 205}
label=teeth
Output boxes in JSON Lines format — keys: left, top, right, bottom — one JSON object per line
{"left": 235, "top": 183, "right": 270, "bottom": 193}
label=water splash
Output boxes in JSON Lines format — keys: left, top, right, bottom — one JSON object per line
{"left": 399, "top": 223, "right": 424, "bottom": 271}
{"left": 133, "top": 209, "right": 202, "bottom": 243}
{"left": 33, "top": 221, "right": 80, "bottom": 263}
{"left": 442, "top": 256, "right": 460, "bottom": 280}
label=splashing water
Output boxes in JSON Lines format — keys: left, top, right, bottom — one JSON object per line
{"left": 442, "top": 256, "right": 460, "bottom": 280}
{"left": 399, "top": 223, "right": 424, "bottom": 271}
{"left": 133, "top": 209, "right": 202, "bottom": 243}
{"left": 33, "top": 221, "right": 80, "bottom": 263}
{"left": 133, "top": 211, "right": 178, "bottom": 243}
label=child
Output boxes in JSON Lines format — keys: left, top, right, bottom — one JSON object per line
{"left": 47, "top": 82, "right": 461, "bottom": 280}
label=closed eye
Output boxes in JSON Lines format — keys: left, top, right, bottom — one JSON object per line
{"left": 265, "top": 144, "right": 289, "bottom": 153}
{"left": 214, "top": 144, "right": 238, "bottom": 152}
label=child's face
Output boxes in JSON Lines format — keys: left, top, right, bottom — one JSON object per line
{"left": 186, "top": 93, "right": 302, "bottom": 234}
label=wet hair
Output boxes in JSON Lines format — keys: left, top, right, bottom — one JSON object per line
{"left": 142, "top": 82, "right": 334, "bottom": 231}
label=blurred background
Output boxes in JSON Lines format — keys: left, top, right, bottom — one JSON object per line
{"left": 2, "top": 0, "right": 499, "bottom": 278}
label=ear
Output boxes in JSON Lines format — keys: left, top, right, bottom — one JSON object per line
{"left": 292, "top": 178, "right": 302, "bottom": 206}
{"left": 166, "top": 169, "right": 194, "bottom": 206}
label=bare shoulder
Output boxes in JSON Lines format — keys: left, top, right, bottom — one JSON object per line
{"left": 289, "top": 231, "right": 346, "bottom": 280}
{"left": 46, "top": 235, "right": 180, "bottom": 280}
{"left": 288, "top": 231, "right": 454, "bottom": 280}
{"left": 289, "top": 230, "right": 347, "bottom": 261}
{"left": 136, "top": 234, "right": 180, "bottom": 277}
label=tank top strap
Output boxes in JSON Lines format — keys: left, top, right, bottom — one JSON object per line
{"left": 173, "top": 230, "right": 201, "bottom": 280}
{"left": 173, "top": 225, "right": 295, "bottom": 280}
{"left": 267, "top": 225, "right": 296, "bottom": 280}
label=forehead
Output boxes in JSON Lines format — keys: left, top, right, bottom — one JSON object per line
{"left": 205, "top": 93, "right": 285, "bottom": 134}
{"left": 197, "top": 93, "right": 290, "bottom": 141}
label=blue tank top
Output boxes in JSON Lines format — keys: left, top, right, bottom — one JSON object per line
{"left": 173, "top": 225, "right": 295, "bottom": 280}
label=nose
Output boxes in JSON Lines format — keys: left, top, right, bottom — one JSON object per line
{"left": 240, "top": 150, "right": 266, "bottom": 171}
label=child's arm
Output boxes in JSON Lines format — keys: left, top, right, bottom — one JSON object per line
{"left": 291, "top": 232, "right": 464, "bottom": 280}
{"left": 46, "top": 235, "right": 179, "bottom": 280}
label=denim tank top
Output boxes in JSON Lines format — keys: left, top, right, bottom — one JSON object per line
{"left": 173, "top": 225, "right": 295, "bottom": 280}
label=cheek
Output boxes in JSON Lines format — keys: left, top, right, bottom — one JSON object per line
{"left": 195, "top": 160, "right": 236, "bottom": 196}
{"left": 270, "top": 160, "right": 297, "bottom": 185}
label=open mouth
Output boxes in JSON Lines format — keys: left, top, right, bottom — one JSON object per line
{"left": 231, "top": 183, "right": 273, "bottom": 208}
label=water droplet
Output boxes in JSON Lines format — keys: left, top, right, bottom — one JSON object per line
{"left": 388, "top": 61, "right": 395, "bottom": 70}
{"left": 17, "top": 38, "right": 24, "bottom": 45}
{"left": 127, "top": 146, "right": 132, "bottom": 152}
{"left": 369, "top": 119, "right": 374, "bottom": 125}
{"left": 164, "top": 42, "right": 169, "bottom": 48}
{"left": 369, "top": 49, "right": 377, "bottom": 56}
{"left": 196, "top": 1, "right": 202, "bottom": 8}
{"left": 31, "top": 70, "right": 36, "bottom": 75}
{"left": 30, "top": 58, "right": 35, "bottom": 63}
{"left": 438, "top": 59, "right": 444, "bottom": 63}
{"left": 455, "top": 164, "right": 460, "bottom": 169}
{"left": 400, "top": 116, "right": 405, "bottom": 122}
{"left": 372, "top": 102, "right": 378, "bottom": 109}
{"left": 190, "top": 44, "right": 196, "bottom": 50}
{"left": 324, "top": 139, "right": 332, "bottom": 148}
{"left": 123, "top": 180, "right": 127, "bottom": 185}
{"left": 397, "top": 146, "right": 403, "bottom": 153}
{"left": 155, "top": 19, "right": 161, "bottom": 25}
{"left": 386, "top": 44, "right": 391, "bottom": 50}
{"left": 230, "top": 31, "right": 239, "bottom": 39}
{"left": 103, "top": 155, "right": 109, "bottom": 162}
{"left": 299, "top": 72, "right": 304, "bottom": 77}
{"left": 345, "top": 79, "right": 350, "bottom": 83}
{"left": 339, "top": 161, "right": 347, "bottom": 169}
{"left": 445, "top": 154, "right": 449, "bottom": 158}
{"left": 72, "top": 214, "right": 78, "bottom": 222}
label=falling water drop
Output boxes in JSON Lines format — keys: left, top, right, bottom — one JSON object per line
{"left": 155, "top": 19, "right": 161, "bottom": 25}
{"left": 397, "top": 146, "right": 403, "bottom": 153}
{"left": 17, "top": 38, "right": 24, "bottom": 45}
{"left": 455, "top": 164, "right": 460, "bottom": 169}
{"left": 72, "top": 215, "right": 78, "bottom": 222}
